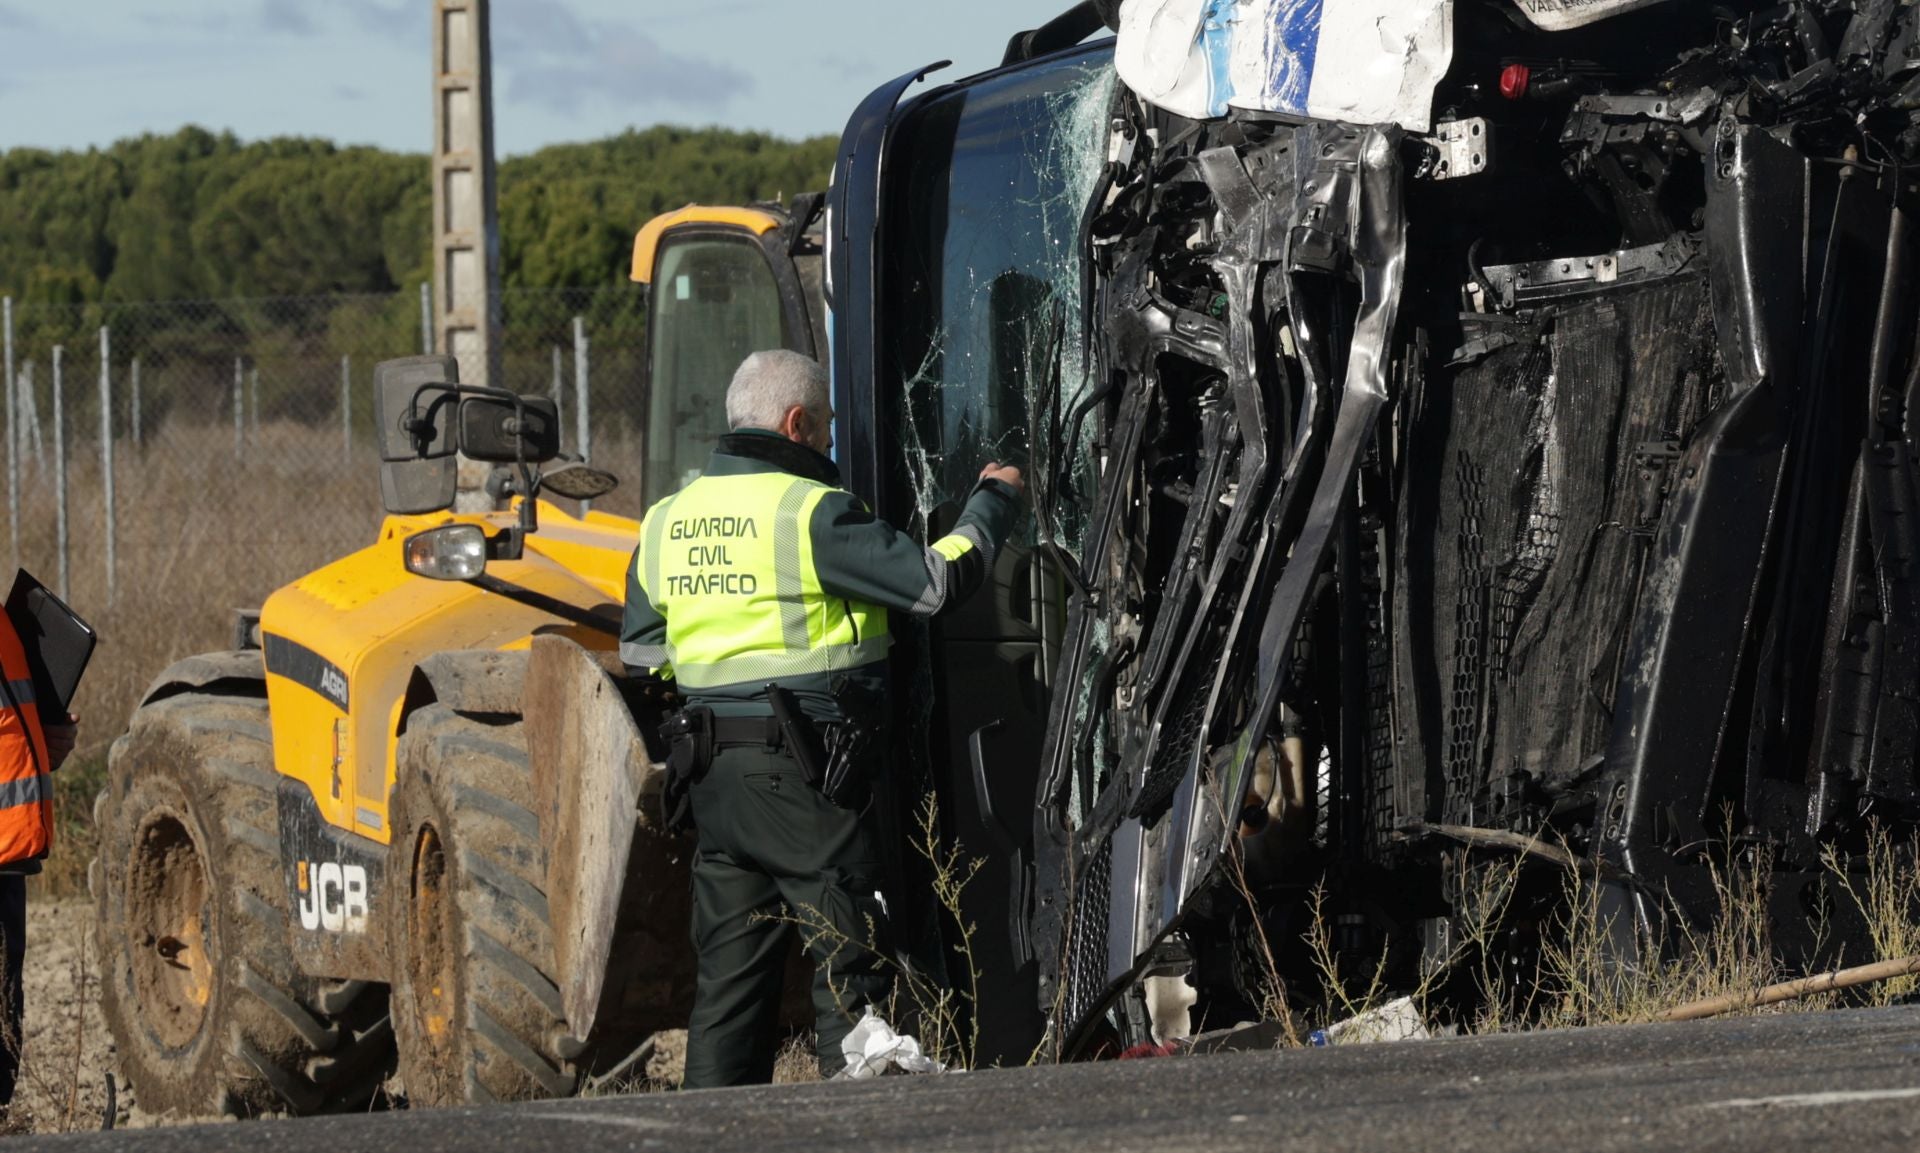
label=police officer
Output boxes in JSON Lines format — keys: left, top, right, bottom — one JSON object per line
{"left": 0, "top": 604, "right": 77, "bottom": 1114}
{"left": 622, "top": 349, "right": 1023, "bottom": 1087}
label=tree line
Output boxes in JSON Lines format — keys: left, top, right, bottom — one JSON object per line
{"left": 0, "top": 125, "right": 839, "bottom": 305}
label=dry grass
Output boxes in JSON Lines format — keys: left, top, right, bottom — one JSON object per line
{"left": 1277, "top": 826, "right": 1920, "bottom": 1044}
{"left": 1823, "top": 824, "right": 1920, "bottom": 1006}
{"left": 771, "top": 794, "right": 985, "bottom": 1073}
{"left": 11, "top": 420, "right": 650, "bottom": 896}
{"left": 1528, "top": 850, "right": 1786, "bottom": 1031}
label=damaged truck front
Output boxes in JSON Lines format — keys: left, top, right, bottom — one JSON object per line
{"left": 831, "top": 0, "right": 1920, "bottom": 1060}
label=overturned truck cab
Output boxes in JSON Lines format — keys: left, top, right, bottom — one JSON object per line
{"left": 834, "top": 0, "right": 1920, "bottom": 1059}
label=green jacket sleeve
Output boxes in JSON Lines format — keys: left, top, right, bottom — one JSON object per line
{"left": 620, "top": 544, "right": 671, "bottom": 673}
{"left": 808, "top": 478, "right": 1021, "bottom": 617}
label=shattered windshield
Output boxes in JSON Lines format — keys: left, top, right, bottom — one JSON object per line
{"left": 882, "top": 46, "right": 1116, "bottom": 550}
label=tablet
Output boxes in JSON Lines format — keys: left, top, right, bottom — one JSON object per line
{"left": 4, "top": 570, "right": 96, "bottom": 717}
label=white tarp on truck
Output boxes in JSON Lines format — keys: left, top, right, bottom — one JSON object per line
{"left": 1115, "top": 0, "right": 1454, "bottom": 131}
{"left": 1114, "top": 0, "right": 1675, "bottom": 130}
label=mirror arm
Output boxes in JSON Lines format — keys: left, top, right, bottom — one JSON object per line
{"left": 468, "top": 573, "right": 618, "bottom": 636}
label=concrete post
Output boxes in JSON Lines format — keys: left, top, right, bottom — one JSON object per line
{"left": 551, "top": 343, "right": 564, "bottom": 444}
{"left": 233, "top": 358, "right": 244, "bottom": 460}
{"left": 432, "top": 0, "right": 501, "bottom": 388}
{"left": 19, "top": 362, "right": 40, "bottom": 477}
{"left": 574, "top": 316, "right": 591, "bottom": 514}
{"left": 4, "top": 296, "right": 15, "bottom": 573}
{"left": 51, "top": 346, "right": 66, "bottom": 601}
{"left": 342, "top": 355, "right": 353, "bottom": 462}
{"left": 98, "top": 326, "right": 114, "bottom": 606}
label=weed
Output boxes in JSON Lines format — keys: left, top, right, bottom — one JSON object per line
{"left": 764, "top": 793, "right": 985, "bottom": 1072}
{"left": 1822, "top": 824, "right": 1920, "bottom": 1006}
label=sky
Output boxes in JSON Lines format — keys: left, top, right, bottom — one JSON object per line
{"left": 0, "top": 0, "right": 1054, "bottom": 155}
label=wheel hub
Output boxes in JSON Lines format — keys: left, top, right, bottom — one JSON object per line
{"left": 127, "top": 811, "right": 214, "bottom": 1050}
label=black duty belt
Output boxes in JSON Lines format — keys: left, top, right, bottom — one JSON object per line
{"left": 708, "top": 714, "right": 786, "bottom": 749}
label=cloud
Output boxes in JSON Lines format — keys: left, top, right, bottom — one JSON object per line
{"left": 0, "top": 3, "right": 33, "bottom": 30}
{"left": 340, "top": 0, "right": 419, "bottom": 41}
{"left": 496, "top": 1, "right": 751, "bottom": 115}
{"left": 333, "top": 84, "right": 368, "bottom": 102}
{"left": 133, "top": 2, "right": 312, "bottom": 37}
{"left": 819, "top": 52, "right": 876, "bottom": 81}
{"left": 257, "top": 0, "right": 315, "bottom": 35}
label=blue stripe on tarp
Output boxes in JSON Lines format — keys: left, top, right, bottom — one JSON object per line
{"left": 1268, "top": 0, "right": 1323, "bottom": 113}
{"left": 1201, "top": 0, "right": 1236, "bottom": 118}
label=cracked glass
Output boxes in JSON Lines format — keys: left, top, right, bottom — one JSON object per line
{"left": 882, "top": 46, "right": 1117, "bottom": 551}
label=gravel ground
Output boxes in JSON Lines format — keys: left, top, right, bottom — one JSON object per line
{"left": 9, "top": 899, "right": 114, "bottom": 1136}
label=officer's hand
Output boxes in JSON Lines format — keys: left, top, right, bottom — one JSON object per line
{"left": 979, "top": 462, "right": 1025, "bottom": 499}
{"left": 44, "top": 713, "right": 77, "bottom": 772}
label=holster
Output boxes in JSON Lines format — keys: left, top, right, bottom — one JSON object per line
{"left": 657, "top": 706, "right": 713, "bottom": 835}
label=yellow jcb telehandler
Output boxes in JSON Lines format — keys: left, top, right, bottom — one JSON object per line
{"left": 90, "top": 200, "right": 835, "bottom": 1115}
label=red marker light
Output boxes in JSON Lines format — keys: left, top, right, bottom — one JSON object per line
{"left": 1499, "top": 63, "right": 1531, "bottom": 101}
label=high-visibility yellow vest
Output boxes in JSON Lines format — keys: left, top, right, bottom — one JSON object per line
{"left": 635, "top": 471, "right": 891, "bottom": 691}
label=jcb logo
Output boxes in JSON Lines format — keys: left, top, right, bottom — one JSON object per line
{"left": 296, "top": 860, "right": 369, "bottom": 934}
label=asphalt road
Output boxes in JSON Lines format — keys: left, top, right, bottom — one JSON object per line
{"left": 23, "top": 1006, "right": 1920, "bottom": 1152}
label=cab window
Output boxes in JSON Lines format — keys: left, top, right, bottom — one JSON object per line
{"left": 644, "top": 234, "right": 787, "bottom": 501}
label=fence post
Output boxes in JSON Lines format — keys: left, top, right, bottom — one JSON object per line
{"left": 342, "top": 356, "right": 352, "bottom": 463}
{"left": 4, "top": 295, "right": 15, "bottom": 573}
{"left": 99, "top": 326, "right": 115, "bottom": 606}
{"left": 19, "top": 362, "right": 40, "bottom": 476}
{"left": 233, "top": 358, "right": 244, "bottom": 460}
{"left": 250, "top": 368, "right": 261, "bottom": 435}
{"left": 573, "top": 316, "right": 591, "bottom": 513}
{"left": 421, "top": 282, "right": 433, "bottom": 356}
{"left": 131, "top": 356, "right": 142, "bottom": 451}
{"left": 551, "top": 344, "right": 564, "bottom": 441}
{"left": 52, "top": 345, "right": 66, "bottom": 602}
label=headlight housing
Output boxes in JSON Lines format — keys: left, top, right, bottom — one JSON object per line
{"left": 403, "top": 525, "right": 489, "bottom": 581}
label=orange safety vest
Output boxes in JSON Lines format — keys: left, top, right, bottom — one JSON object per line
{"left": 0, "top": 615, "right": 51, "bottom": 866}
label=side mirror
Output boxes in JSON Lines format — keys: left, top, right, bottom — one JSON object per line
{"left": 403, "top": 524, "right": 488, "bottom": 581}
{"left": 375, "top": 355, "right": 461, "bottom": 515}
{"left": 459, "top": 396, "right": 561, "bottom": 463}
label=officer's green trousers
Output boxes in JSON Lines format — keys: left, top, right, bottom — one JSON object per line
{"left": 681, "top": 744, "right": 892, "bottom": 1088}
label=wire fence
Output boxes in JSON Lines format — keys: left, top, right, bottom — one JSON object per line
{"left": 0, "top": 286, "right": 653, "bottom": 738}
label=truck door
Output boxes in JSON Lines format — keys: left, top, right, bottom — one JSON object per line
{"left": 866, "top": 45, "right": 1119, "bottom": 1064}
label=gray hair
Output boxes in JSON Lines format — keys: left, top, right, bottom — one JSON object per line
{"left": 725, "top": 350, "right": 830, "bottom": 431}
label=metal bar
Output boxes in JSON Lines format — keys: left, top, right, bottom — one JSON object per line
{"left": 4, "top": 296, "right": 15, "bottom": 572}
{"left": 342, "top": 355, "right": 352, "bottom": 462}
{"left": 52, "top": 346, "right": 66, "bottom": 602}
{"left": 99, "top": 327, "right": 114, "bottom": 606}
{"left": 250, "top": 367, "right": 261, "bottom": 435}
{"left": 573, "top": 316, "right": 591, "bottom": 514}
{"left": 421, "top": 281, "right": 433, "bottom": 356}
{"left": 233, "top": 358, "right": 244, "bottom": 460}
{"left": 130, "top": 356, "right": 142, "bottom": 450}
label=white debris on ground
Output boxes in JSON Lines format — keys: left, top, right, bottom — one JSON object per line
{"left": 836, "top": 1011, "right": 946, "bottom": 1079}
{"left": 1308, "top": 996, "right": 1432, "bottom": 1047}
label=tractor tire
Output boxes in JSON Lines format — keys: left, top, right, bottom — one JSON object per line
{"left": 93, "top": 690, "right": 394, "bottom": 1119}
{"left": 386, "top": 705, "right": 578, "bottom": 1106}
